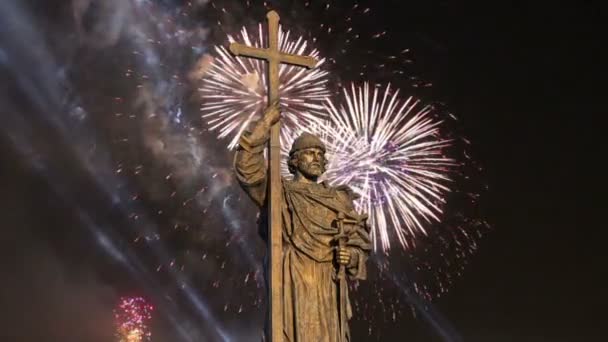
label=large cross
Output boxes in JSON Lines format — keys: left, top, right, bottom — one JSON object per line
{"left": 229, "top": 10, "right": 318, "bottom": 342}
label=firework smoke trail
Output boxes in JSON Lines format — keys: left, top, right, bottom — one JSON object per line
{"left": 199, "top": 24, "right": 330, "bottom": 149}
{"left": 1, "top": 116, "right": 199, "bottom": 342}
{"left": 85, "top": 0, "right": 270, "bottom": 338}
{"left": 77, "top": 2, "right": 235, "bottom": 339}
{"left": 115, "top": 0, "right": 267, "bottom": 296}
{"left": 1, "top": 1, "right": 234, "bottom": 340}
{"left": 115, "top": 297, "right": 154, "bottom": 342}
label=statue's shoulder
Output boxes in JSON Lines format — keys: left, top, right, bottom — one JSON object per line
{"left": 331, "top": 183, "right": 360, "bottom": 202}
{"left": 282, "top": 178, "right": 297, "bottom": 190}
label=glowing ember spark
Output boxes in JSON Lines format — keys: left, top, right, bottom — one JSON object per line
{"left": 283, "top": 82, "right": 458, "bottom": 252}
{"left": 199, "top": 24, "right": 330, "bottom": 149}
{"left": 114, "top": 296, "right": 154, "bottom": 342}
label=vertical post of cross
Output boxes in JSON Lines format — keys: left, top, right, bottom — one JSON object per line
{"left": 228, "top": 10, "right": 318, "bottom": 342}
{"left": 265, "top": 10, "right": 283, "bottom": 342}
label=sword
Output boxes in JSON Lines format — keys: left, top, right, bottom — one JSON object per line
{"left": 335, "top": 213, "right": 358, "bottom": 342}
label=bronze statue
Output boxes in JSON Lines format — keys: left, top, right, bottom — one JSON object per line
{"left": 234, "top": 102, "right": 372, "bottom": 341}
{"left": 229, "top": 12, "right": 319, "bottom": 340}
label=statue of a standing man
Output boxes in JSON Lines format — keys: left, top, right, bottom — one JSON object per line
{"left": 234, "top": 102, "right": 372, "bottom": 341}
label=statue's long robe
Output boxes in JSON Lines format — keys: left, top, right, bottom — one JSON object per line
{"left": 234, "top": 130, "right": 371, "bottom": 342}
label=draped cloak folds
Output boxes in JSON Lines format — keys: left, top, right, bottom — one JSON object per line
{"left": 234, "top": 128, "right": 372, "bottom": 342}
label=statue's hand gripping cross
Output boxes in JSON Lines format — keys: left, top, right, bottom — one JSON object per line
{"left": 229, "top": 10, "right": 318, "bottom": 342}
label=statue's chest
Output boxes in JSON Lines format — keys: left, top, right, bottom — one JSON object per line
{"left": 285, "top": 183, "right": 343, "bottom": 229}
{"left": 304, "top": 202, "right": 337, "bottom": 227}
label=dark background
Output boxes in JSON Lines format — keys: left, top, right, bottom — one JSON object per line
{"left": 400, "top": 2, "right": 604, "bottom": 341}
{"left": 1, "top": 1, "right": 604, "bottom": 341}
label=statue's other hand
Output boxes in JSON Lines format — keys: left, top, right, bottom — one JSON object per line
{"left": 336, "top": 246, "right": 351, "bottom": 266}
{"left": 262, "top": 99, "right": 281, "bottom": 126}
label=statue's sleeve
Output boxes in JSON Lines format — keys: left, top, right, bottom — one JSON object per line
{"left": 346, "top": 221, "right": 371, "bottom": 280}
{"left": 233, "top": 121, "right": 270, "bottom": 207}
{"left": 337, "top": 186, "right": 372, "bottom": 280}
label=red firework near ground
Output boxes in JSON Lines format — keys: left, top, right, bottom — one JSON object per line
{"left": 114, "top": 296, "right": 154, "bottom": 342}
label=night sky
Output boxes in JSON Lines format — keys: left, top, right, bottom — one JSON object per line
{"left": 0, "top": 1, "right": 603, "bottom": 341}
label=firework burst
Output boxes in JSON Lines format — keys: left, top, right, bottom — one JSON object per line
{"left": 114, "top": 296, "right": 154, "bottom": 342}
{"left": 282, "top": 82, "right": 459, "bottom": 252}
{"left": 199, "top": 24, "right": 330, "bottom": 149}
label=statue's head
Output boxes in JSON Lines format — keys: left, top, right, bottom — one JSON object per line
{"left": 287, "top": 132, "right": 328, "bottom": 181}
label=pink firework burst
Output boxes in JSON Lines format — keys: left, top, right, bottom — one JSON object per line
{"left": 114, "top": 296, "right": 154, "bottom": 342}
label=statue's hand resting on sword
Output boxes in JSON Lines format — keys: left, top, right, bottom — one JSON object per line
{"left": 336, "top": 246, "right": 353, "bottom": 266}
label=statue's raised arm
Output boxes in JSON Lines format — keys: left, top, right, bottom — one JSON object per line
{"left": 233, "top": 101, "right": 280, "bottom": 207}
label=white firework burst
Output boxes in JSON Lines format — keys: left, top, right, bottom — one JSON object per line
{"left": 199, "top": 24, "right": 330, "bottom": 149}
{"left": 322, "top": 83, "right": 458, "bottom": 251}
{"left": 276, "top": 82, "right": 457, "bottom": 251}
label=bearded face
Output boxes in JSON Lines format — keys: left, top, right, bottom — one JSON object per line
{"left": 295, "top": 147, "right": 325, "bottom": 179}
